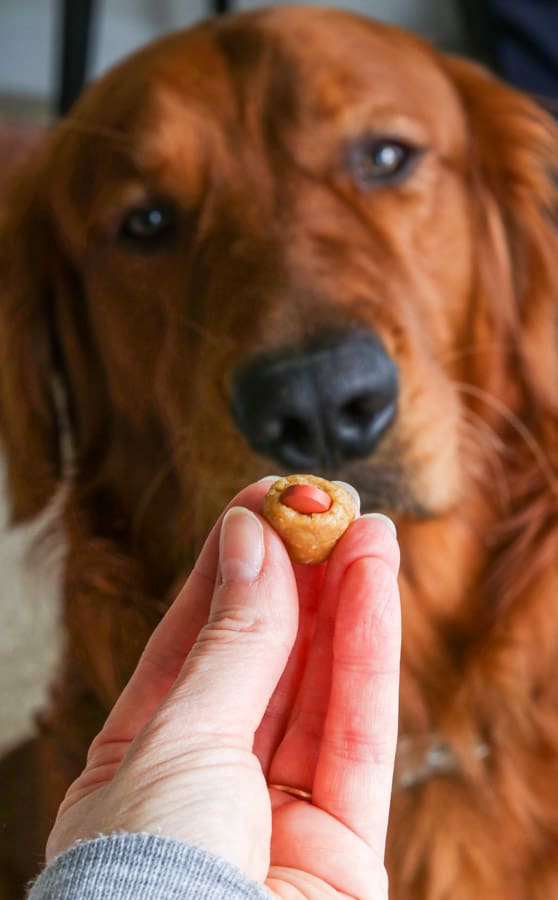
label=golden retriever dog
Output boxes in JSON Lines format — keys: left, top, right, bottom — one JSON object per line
{"left": 1, "top": 6, "right": 558, "bottom": 898}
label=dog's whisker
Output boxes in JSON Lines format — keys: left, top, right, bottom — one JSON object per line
{"left": 131, "top": 428, "right": 195, "bottom": 537}
{"left": 454, "top": 381, "right": 558, "bottom": 497}
{"left": 440, "top": 341, "right": 514, "bottom": 367}
{"left": 168, "top": 310, "right": 238, "bottom": 349}
{"left": 458, "top": 411, "right": 512, "bottom": 510}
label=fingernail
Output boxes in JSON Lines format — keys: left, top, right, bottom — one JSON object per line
{"left": 333, "top": 480, "right": 361, "bottom": 514}
{"left": 360, "top": 512, "right": 397, "bottom": 537}
{"left": 219, "top": 507, "right": 265, "bottom": 583}
{"left": 257, "top": 474, "right": 281, "bottom": 484}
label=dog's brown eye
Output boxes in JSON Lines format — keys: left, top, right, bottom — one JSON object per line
{"left": 118, "top": 202, "right": 177, "bottom": 249}
{"left": 348, "top": 138, "right": 418, "bottom": 189}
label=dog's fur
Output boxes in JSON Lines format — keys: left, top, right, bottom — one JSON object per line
{"left": 1, "top": 7, "right": 558, "bottom": 897}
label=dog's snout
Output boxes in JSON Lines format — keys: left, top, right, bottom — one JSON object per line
{"left": 231, "top": 332, "right": 398, "bottom": 470}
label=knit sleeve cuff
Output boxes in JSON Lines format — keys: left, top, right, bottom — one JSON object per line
{"left": 27, "top": 832, "right": 271, "bottom": 900}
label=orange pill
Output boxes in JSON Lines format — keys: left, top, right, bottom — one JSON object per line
{"left": 281, "top": 484, "right": 332, "bottom": 515}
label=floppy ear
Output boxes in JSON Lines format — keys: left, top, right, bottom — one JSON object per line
{"left": 444, "top": 56, "right": 558, "bottom": 418}
{"left": 0, "top": 147, "right": 67, "bottom": 522}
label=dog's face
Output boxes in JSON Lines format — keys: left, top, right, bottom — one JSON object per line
{"left": 1, "top": 7, "right": 557, "bottom": 549}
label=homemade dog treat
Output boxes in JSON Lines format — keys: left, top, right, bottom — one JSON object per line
{"left": 263, "top": 475, "right": 357, "bottom": 564}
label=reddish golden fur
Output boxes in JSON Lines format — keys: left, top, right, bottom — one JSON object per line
{"left": 1, "top": 7, "right": 558, "bottom": 898}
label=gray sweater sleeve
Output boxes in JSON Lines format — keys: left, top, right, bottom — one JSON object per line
{"left": 27, "top": 833, "right": 271, "bottom": 899}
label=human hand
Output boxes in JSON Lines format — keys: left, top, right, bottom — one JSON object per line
{"left": 46, "top": 478, "right": 400, "bottom": 899}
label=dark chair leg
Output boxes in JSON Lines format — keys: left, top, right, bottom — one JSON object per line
{"left": 55, "top": 0, "right": 233, "bottom": 119}
{"left": 56, "top": 0, "right": 95, "bottom": 117}
{"left": 455, "top": 0, "right": 498, "bottom": 68}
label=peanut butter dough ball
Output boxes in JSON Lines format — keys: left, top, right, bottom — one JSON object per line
{"left": 263, "top": 474, "right": 357, "bottom": 564}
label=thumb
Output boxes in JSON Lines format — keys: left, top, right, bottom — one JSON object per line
{"left": 152, "top": 507, "right": 299, "bottom": 747}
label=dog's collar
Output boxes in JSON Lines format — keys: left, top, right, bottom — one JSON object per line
{"left": 394, "top": 732, "right": 490, "bottom": 790}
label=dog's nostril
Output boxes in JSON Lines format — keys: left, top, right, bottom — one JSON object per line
{"left": 259, "top": 416, "right": 313, "bottom": 450}
{"left": 339, "top": 394, "right": 377, "bottom": 425}
{"left": 282, "top": 417, "right": 312, "bottom": 448}
{"left": 275, "top": 417, "right": 320, "bottom": 465}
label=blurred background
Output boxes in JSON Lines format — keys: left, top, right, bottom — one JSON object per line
{"left": 0, "top": 0, "right": 466, "bottom": 123}
{"left": 1, "top": 0, "right": 557, "bottom": 126}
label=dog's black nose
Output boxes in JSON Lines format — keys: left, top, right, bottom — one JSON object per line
{"left": 231, "top": 332, "right": 398, "bottom": 470}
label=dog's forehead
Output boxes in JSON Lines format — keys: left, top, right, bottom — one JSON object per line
{"left": 138, "top": 8, "right": 462, "bottom": 143}
{"left": 52, "top": 7, "right": 465, "bottom": 223}
{"left": 252, "top": 7, "right": 455, "bottom": 115}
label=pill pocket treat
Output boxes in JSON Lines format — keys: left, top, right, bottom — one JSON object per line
{"left": 263, "top": 475, "right": 357, "bottom": 564}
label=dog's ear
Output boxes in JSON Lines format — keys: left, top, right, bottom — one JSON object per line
{"left": 0, "top": 145, "right": 67, "bottom": 522}
{"left": 444, "top": 56, "right": 558, "bottom": 415}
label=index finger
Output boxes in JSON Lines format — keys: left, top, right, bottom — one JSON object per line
{"left": 312, "top": 549, "right": 401, "bottom": 858}
{"left": 267, "top": 514, "right": 399, "bottom": 788}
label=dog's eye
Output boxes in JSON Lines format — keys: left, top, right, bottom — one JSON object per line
{"left": 118, "top": 202, "right": 178, "bottom": 249}
{"left": 347, "top": 138, "right": 418, "bottom": 189}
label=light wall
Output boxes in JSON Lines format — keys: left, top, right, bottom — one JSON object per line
{"left": 0, "top": 0, "right": 466, "bottom": 106}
